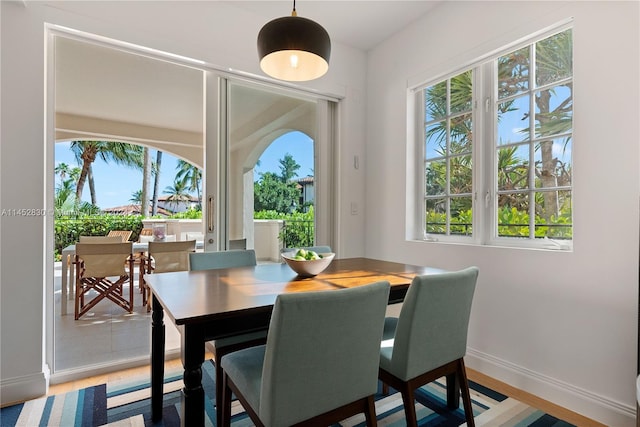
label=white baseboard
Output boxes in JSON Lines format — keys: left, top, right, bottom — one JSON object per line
{"left": 0, "top": 370, "right": 48, "bottom": 407}
{"left": 49, "top": 348, "right": 181, "bottom": 385}
{"left": 466, "top": 347, "right": 635, "bottom": 427}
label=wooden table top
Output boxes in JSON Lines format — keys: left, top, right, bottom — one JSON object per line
{"left": 145, "top": 257, "right": 444, "bottom": 326}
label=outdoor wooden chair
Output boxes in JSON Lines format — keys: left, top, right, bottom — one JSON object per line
{"left": 139, "top": 240, "right": 196, "bottom": 311}
{"left": 79, "top": 235, "right": 122, "bottom": 244}
{"left": 74, "top": 242, "right": 134, "bottom": 320}
{"left": 107, "top": 230, "right": 133, "bottom": 242}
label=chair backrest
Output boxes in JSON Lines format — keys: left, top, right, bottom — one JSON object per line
{"left": 76, "top": 242, "right": 133, "bottom": 277}
{"left": 388, "top": 266, "right": 479, "bottom": 380}
{"left": 139, "top": 228, "right": 153, "bottom": 236}
{"left": 107, "top": 230, "right": 132, "bottom": 242}
{"left": 79, "top": 235, "right": 123, "bottom": 244}
{"left": 281, "top": 245, "right": 332, "bottom": 255}
{"left": 189, "top": 249, "right": 257, "bottom": 271}
{"left": 259, "top": 280, "right": 390, "bottom": 426}
{"left": 148, "top": 240, "right": 196, "bottom": 273}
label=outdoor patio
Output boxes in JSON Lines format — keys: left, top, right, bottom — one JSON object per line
{"left": 52, "top": 261, "right": 182, "bottom": 373}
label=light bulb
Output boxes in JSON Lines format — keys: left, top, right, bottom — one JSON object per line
{"left": 289, "top": 54, "right": 299, "bottom": 69}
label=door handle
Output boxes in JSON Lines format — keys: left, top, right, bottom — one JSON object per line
{"left": 207, "top": 196, "right": 214, "bottom": 232}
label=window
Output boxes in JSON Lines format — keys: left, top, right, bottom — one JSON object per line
{"left": 419, "top": 27, "right": 573, "bottom": 249}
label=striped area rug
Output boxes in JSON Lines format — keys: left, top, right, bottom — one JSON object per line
{"left": 1, "top": 360, "right": 574, "bottom": 426}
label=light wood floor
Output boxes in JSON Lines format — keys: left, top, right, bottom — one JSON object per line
{"left": 46, "top": 355, "right": 606, "bottom": 427}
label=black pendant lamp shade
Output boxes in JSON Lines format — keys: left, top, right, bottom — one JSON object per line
{"left": 257, "top": 3, "right": 331, "bottom": 82}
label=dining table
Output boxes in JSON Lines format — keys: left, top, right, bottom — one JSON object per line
{"left": 145, "top": 257, "right": 445, "bottom": 427}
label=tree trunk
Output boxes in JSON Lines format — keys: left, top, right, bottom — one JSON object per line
{"left": 141, "top": 147, "right": 151, "bottom": 218}
{"left": 88, "top": 165, "right": 97, "bottom": 205}
{"left": 535, "top": 91, "right": 559, "bottom": 221}
{"left": 75, "top": 146, "right": 97, "bottom": 200}
{"left": 152, "top": 151, "right": 163, "bottom": 216}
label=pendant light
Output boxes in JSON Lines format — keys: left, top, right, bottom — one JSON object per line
{"left": 257, "top": 0, "right": 331, "bottom": 82}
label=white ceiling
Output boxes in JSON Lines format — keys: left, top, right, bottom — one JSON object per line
{"left": 54, "top": 1, "right": 442, "bottom": 144}
{"left": 224, "top": 1, "right": 442, "bottom": 51}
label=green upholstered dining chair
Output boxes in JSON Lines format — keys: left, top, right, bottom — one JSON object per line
{"left": 189, "top": 249, "right": 257, "bottom": 271}
{"left": 221, "top": 281, "right": 391, "bottom": 427}
{"left": 280, "top": 245, "right": 332, "bottom": 255}
{"left": 378, "top": 266, "right": 479, "bottom": 427}
{"left": 188, "top": 249, "right": 264, "bottom": 427}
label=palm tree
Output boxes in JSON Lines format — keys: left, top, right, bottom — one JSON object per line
{"left": 54, "top": 178, "right": 99, "bottom": 217}
{"left": 175, "top": 159, "right": 202, "bottom": 207}
{"left": 70, "top": 140, "right": 143, "bottom": 204}
{"left": 54, "top": 163, "right": 73, "bottom": 181}
{"left": 530, "top": 30, "right": 573, "bottom": 221}
{"left": 278, "top": 153, "right": 301, "bottom": 182}
{"left": 163, "top": 179, "right": 192, "bottom": 211}
{"left": 141, "top": 147, "right": 151, "bottom": 217}
{"left": 152, "top": 151, "right": 163, "bottom": 215}
{"left": 130, "top": 190, "right": 143, "bottom": 204}
{"left": 54, "top": 164, "right": 83, "bottom": 213}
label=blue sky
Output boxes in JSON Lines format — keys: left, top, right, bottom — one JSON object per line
{"left": 55, "top": 131, "right": 314, "bottom": 209}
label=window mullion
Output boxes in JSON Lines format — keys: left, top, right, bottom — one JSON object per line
{"left": 480, "top": 61, "right": 495, "bottom": 245}
{"left": 528, "top": 43, "right": 536, "bottom": 239}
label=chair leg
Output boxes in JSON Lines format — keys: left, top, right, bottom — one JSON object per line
{"left": 363, "top": 395, "right": 378, "bottom": 427}
{"left": 399, "top": 383, "right": 418, "bottom": 427}
{"left": 381, "top": 381, "right": 389, "bottom": 395}
{"left": 221, "top": 372, "right": 233, "bottom": 427}
{"left": 457, "top": 358, "right": 475, "bottom": 427}
{"left": 215, "top": 350, "right": 224, "bottom": 427}
{"left": 446, "top": 371, "right": 460, "bottom": 409}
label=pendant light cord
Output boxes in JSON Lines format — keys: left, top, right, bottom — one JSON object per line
{"left": 292, "top": 0, "right": 297, "bottom": 17}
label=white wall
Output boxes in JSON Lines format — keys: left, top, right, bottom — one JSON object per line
{"left": 366, "top": 1, "right": 639, "bottom": 425}
{"left": 3, "top": 1, "right": 637, "bottom": 424}
{"left": 0, "top": 0, "right": 367, "bottom": 405}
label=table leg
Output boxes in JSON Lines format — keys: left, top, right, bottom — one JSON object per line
{"left": 61, "top": 252, "right": 68, "bottom": 314}
{"left": 151, "top": 295, "right": 165, "bottom": 422}
{"left": 69, "top": 258, "right": 75, "bottom": 301}
{"left": 181, "top": 324, "right": 205, "bottom": 427}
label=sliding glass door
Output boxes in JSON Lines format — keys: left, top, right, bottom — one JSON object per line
{"left": 49, "top": 32, "right": 336, "bottom": 377}
{"left": 203, "top": 76, "right": 336, "bottom": 258}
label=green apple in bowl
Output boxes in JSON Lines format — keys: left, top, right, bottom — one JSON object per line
{"left": 282, "top": 249, "right": 335, "bottom": 277}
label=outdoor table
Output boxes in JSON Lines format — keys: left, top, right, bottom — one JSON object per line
{"left": 60, "top": 240, "right": 203, "bottom": 314}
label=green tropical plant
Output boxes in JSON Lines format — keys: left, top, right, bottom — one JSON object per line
{"left": 253, "top": 154, "right": 303, "bottom": 213}
{"left": 169, "top": 207, "right": 202, "bottom": 219}
{"left": 255, "top": 207, "right": 316, "bottom": 248}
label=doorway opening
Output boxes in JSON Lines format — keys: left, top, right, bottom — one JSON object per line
{"left": 49, "top": 30, "right": 337, "bottom": 380}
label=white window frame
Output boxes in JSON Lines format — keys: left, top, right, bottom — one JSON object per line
{"left": 414, "top": 22, "right": 573, "bottom": 251}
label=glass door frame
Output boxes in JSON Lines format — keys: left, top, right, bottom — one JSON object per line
{"left": 204, "top": 73, "right": 338, "bottom": 254}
